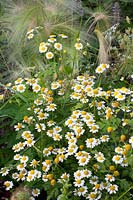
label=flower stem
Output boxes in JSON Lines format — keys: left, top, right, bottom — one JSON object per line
{"left": 117, "top": 186, "right": 133, "bottom": 200}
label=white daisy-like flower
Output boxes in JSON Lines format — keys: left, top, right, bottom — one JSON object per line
{"left": 105, "top": 174, "right": 115, "bottom": 182}
{"left": 54, "top": 43, "right": 62, "bottom": 51}
{"left": 29, "top": 197, "right": 35, "bottom": 200}
{"left": 120, "top": 87, "right": 130, "bottom": 94}
{"left": 16, "top": 84, "right": 26, "bottom": 93}
{"left": 95, "top": 66, "right": 105, "bottom": 74}
{"left": 89, "top": 124, "right": 99, "bottom": 133}
{"left": 86, "top": 138, "right": 98, "bottom": 148}
{"left": 32, "top": 188, "right": 40, "bottom": 197}
{"left": 107, "top": 184, "right": 118, "bottom": 194}
{"left": 121, "top": 158, "right": 128, "bottom": 167}
{"left": 112, "top": 155, "right": 123, "bottom": 164}
{"left": 115, "top": 146, "right": 123, "bottom": 154}
{"left": 30, "top": 159, "right": 40, "bottom": 168}
{"left": 75, "top": 186, "right": 88, "bottom": 197}
{"left": 23, "top": 116, "right": 34, "bottom": 124}
{"left": 82, "top": 169, "right": 92, "bottom": 178}
{"left": 129, "top": 136, "right": 133, "bottom": 148}
{"left": 35, "top": 170, "right": 41, "bottom": 179}
{"left": 100, "top": 63, "right": 109, "bottom": 69}
{"left": 85, "top": 119, "right": 95, "bottom": 127}
{"left": 53, "top": 126, "right": 62, "bottom": 133}
{"left": 12, "top": 142, "right": 25, "bottom": 152}
{"left": 45, "top": 103, "right": 57, "bottom": 111}
{"left": 73, "top": 126, "right": 85, "bottom": 136}
{"left": 27, "top": 33, "right": 34, "bottom": 40}
{"left": 27, "top": 174, "right": 34, "bottom": 182}
{"left": 59, "top": 34, "right": 68, "bottom": 38}
{"left": 97, "top": 101, "right": 105, "bottom": 110}
{"left": 53, "top": 133, "right": 62, "bottom": 141}
{"left": 66, "top": 145, "right": 78, "bottom": 156}
{"left": 15, "top": 78, "right": 23, "bottom": 85}
{"left": 86, "top": 191, "right": 101, "bottom": 200}
{"left": 22, "top": 131, "right": 33, "bottom": 140}
{"left": 78, "top": 155, "right": 91, "bottom": 166}
{"left": 74, "top": 179, "right": 85, "bottom": 187}
{"left": 14, "top": 123, "right": 25, "bottom": 131}
{"left": 17, "top": 172, "right": 26, "bottom": 181}
{"left": 32, "top": 84, "right": 41, "bottom": 93}
{"left": 37, "top": 111, "right": 49, "bottom": 120}
{"left": 0, "top": 167, "right": 9, "bottom": 176}
{"left": 16, "top": 163, "right": 26, "bottom": 171}
{"left": 51, "top": 81, "right": 60, "bottom": 90}
{"left": 94, "top": 152, "right": 106, "bottom": 163}
{"left": 100, "top": 135, "right": 110, "bottom": 142}
{"left": 60, "top": 173, "right": 70, "bottom": 181}
{"left": 35, "top": 123, "right": 46, "bottom": 132}
{"left": 46, "top": 52, "right": 54, "bottom": 59}
{"left": 68, "top": 137, "right": 77, "bottom": 145}
{"left": 115, "top": 93, "right": 126, "bottom": 101}
{"left": 74, "top": 42, "right": 83, "bottom": 50}
{"left": 48, "top": 37, "right": 56, "bottom": 43}
{"left": 89, "top": 176, "right": 98, "bottom": 185}
{"left": 42, "top": 174, "right": 48, "bottom": 182}
{"left": 39, "top": 44, "right": 48, "bottom": 53}
{"left": 58, "top": 89, "right": 65, "bottom": 95}
{"left": 14, "top": 154, "right": 21, "bottom": 160}
{"left": 100, "top": 182, "right": 108, "bottom": 190}
{"left": 65, "top": 118, "right": 75, "bottom": 128}
{"left": 25, "top": 138, "right": 35, "bottom": 147}
{"left": 4, "top": 181, "right": 13, "bottom": 190}
{"left": 70, "top": 92, "right": 82, "bottom": 100}
{"left": 74, "top": 170, "right": 84, "bottom": 180}
{"left": 26, "top": 29, "right": 34, "bottom": 35}
{"left": 47, "top": 120, "right": 56, "bottom": 127}
{"left": 20, "top": 155, "right": 29, "bottom": 163}
{"left": 12, "top": 173, "right": 18, "bottom": 180}
{"left": 65, "top": 132, "right": 74, "bottom": 140}
{"left": 73, "top": 84, "right": 83, "bottom": 92}
{"left": 25, "top": 78, "right": 38, "bottom": 86}
{"left": 92, "top": 183, "right": 102, "bottom": 192}
{"left": 34, "top": 99, "right": 43, "bottom": 105}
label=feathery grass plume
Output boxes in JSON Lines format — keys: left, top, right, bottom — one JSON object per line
{"left": 85, "top": 3, "right": 111, "bottom": 34}
{"left": 95, "top": 29, "right": 110, "bottom": 64}
{"left": 112, "top": 2, "right": 120, "bottom": 25}
{"left": 82, "top": 2, "right": 114, "bottom": 66}
{"left": 70, "top": 0, "right": 84, "bottom": 16}
{"left": 0, "top": 0, "right": 81, "bottom": 77}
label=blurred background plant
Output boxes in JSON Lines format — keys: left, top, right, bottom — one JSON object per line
{"left": 80, "top": 0, "right": 133, "bottom": 77}
{"left": 0, "top": 0, "right": 133, "bottom": 82}
{"left": 0, "top": 0, "right": 85, "bottom": 82}
{"left": 109, "top": 20, "right": 133, "bottom": 79}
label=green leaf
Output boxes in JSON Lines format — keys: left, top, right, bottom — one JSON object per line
{"left": 127, "top": 155, "right": 133, "bottom": 168}
{"left": 63, "top": 66, "right": 73, "bottom": 75}
{"left": 119, "top": 179, "right": 130, "bottom": 190}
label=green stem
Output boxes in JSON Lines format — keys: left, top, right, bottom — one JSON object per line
{"left": 33, "top": 145, "right": 42, "bottom": 154}
{"left": 117, "top": 186, "right": 133, "bottom": 200}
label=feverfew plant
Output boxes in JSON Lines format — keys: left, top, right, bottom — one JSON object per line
{"left": 0, "top": 59, "right": 133, "bottom": 199}
{"left": 26, "top": 29, "right": 85, "bottom": 78}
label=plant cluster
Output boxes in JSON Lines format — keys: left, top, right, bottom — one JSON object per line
{"left": 26, "top": 29, "right": 85, "bottom": 77}
{"left": 0, "top": 60, "right": 133, "bottom": 199}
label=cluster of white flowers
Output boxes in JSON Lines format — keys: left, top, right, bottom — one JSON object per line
{"left": 0, "top": 70, "right": 132, "bottom": 199}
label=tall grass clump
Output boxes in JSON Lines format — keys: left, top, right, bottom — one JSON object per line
{"left": 0, "top": 0, "right": 84, "bottom": 79}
